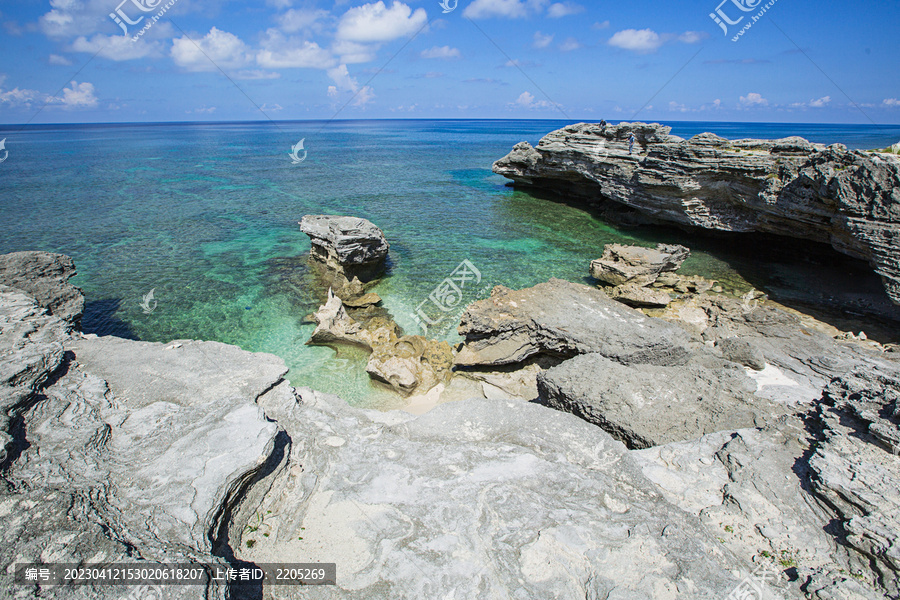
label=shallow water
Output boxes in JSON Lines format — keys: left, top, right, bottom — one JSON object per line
{"left": 1, "top": 119, "right": 898, "bottom": 408}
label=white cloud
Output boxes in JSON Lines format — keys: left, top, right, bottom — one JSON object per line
{"left": 331, "top": 40, "right": 378, "bottom": 64}
{"left": 266, "top": 0, "right": 293, "bottom": 8}
{"left": 512, "top": 91, "right": 552, "bottom": 109}
{"left": 559, "top": 37, "right": 581, "bottom": 51}
{"left": 70, "top": 33, "right": 160, "bottom": 61}
{"left": 277, "top": 8, "right": 330, "bottom": 33}
{"left": 0, "top": 86, "right": 44, "bottom": 107}
{"left": 608, "top": 29, "right": 662, "bottom": 53}
{"left": 668, "top": 101, "right": 689, "bottom": 112}
{"left": 547, "top": 2, "right": 584, "bottom": 17}
{"left": 49, "top": 54, "right": 72, "bottom": 65}
{"left": 421, "top": 45, "right": 461, "bottom": 59}
{"left": 336, "top": 1, "right": 427, "bottom": 43}
{"left": 257, "top": 29, "right": 336, "bottom": 69}
{"left": 326, "top": 64, "right": 375, "bottom": 106}
{"left": 60, "top": 80, "right": 98, "bottom": 108}
{"left": 592, "top": 20, "right": 610, "bottom": 30}
{"left": 740, "top": 92, "right": 768, "bottom": 106}
{"left": 678, "top": 31, "right": 708, "bottom": 44}
{"left": 533, "top": 31, "right": 554, "bottom": 49}
{"left": 609, "top": 28, "right": 708, "bottom": 53}
{"left": 882, "top": 98, "right": 900, "bottom": 107}
{"left": 464, "top": 0, "right": 549, "bottom": 19}
{"left": 171, "top": 28, "right": 252, "bottom": 72}
{"left": 808, "top": 95, "right": 831, "bottom": 108}
{"left": 353, "top": 86, "right": 375, "bottom": 106}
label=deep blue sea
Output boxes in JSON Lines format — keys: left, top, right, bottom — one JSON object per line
{"left": 1, "top": 119, "right": 899, "bottom": 408}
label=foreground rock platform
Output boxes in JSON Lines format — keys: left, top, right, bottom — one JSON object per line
{"left": 494, "top": 122, "right": 900, "bottom": 305}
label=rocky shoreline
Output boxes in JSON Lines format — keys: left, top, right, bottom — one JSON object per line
{"left": 2, "top": 123, "right": 900, "bottom": 599}
{"left": 493, "top": 122, "right": 900, "bottom": 307}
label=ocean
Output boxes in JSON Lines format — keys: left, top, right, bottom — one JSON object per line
{"left": 1, "top": 119, "right": 899, "bottom": 408}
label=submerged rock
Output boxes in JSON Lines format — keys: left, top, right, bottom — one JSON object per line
{"left": 299, "top": 215, "right": 389, "bottom": 280}
{"left": 0, "top": 251, "right": 84, "bottom": 326}
{"left": 590, "top": 243, "right": 690, "bottom": 287}
{"left": 494, "top": 122, "right": 900, "bottom": 305}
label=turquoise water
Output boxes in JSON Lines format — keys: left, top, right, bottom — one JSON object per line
{"left": 1, "top": 119, "right": 899, "bottom": 409}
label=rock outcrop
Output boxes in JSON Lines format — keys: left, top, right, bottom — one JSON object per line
{"left": 299, "top": 215, "right": 389, "bottom": 280}
{"left": 0, "top": 251, "right": 84, "bottom": 325}
{"left": 590, "top": 243, "right": 690, "bottom": 287}
{"left": 494, "top": 122, "right": 900, "bottom": 304}
{"left": 0, "top": 285, "right": 285, "bottom": 600}
{"left": 537, "top": 352, "right": 778, "bottom": 449}
{"left": 455, "top": 278, "right": 696, "bottom": 368}
{"left": 239, "top": 387, "right": 745, "bottom": 599}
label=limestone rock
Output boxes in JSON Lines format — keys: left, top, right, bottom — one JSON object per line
{"left": 717, "top": 336, "right": 767, "bottom": 370}
{"left": 455, "top": 278, "right": 696, "bottom": 368}
{"left": 609, "top": 282, "right": 672, "bottom": 307}
{"left": 0, "top": 251, "right": 84, "bottom": 325}
{"left": 365, "top": 335, "right": 453, "bottom": 394}
{"left": 299, "top": 215, "right": 389, "bottom": 280}
{"left": 590, "top": 243, "right": 690, "bottom": 287}
{"left": 632, "top": 421, "right": 886, "bottom": 600}
{"left": 241, "top": 387, "right": 743, "bottom": 599}
{"left": 537, "top": 352, "right": 777, "bottom": 448}
{"left": 1, "top": 286, "right": 288, "bottom": 599}
{"left": 307, "top": 290, "right": 399, "bottom": 350}
{"left": 494, "top": 122, "right": 900, "bottom": 304}
{"left": 810, "top": 369, "right": 900, "bottom": 596}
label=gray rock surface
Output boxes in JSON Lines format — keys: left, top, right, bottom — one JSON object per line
{"left": 236, "top": 386, "right": 744, "bottom": 599}
{"left": 537, "top": 352, "right": 779, "bottom": 448}
{"left": 494, "top": 122, "right": 900, "bottom": 304}
{"left": 299, "top": 215, "right": 389, "bottom": 280}
{"left": 811, "top": 369, "right": 900, "bottom": 597}
{"left": 608, "top": 282, "right": 673, "bottom": 308}
{"left": 632, "top": 421, "right": 885, "bottom": 600}
{"left": 1, "top": 286, "right": 286, "bottom": 599}
{"left": 590, "top": 243, "right": 690, "bottom": 287}
{"left": 0, "top": 251, "right": 84, "bottom": 325}
{"left": 455, "top": 278, "right": 696, "bottom": 368}
{"left": 717, "top": 336, "right": 767, "bottom": 370}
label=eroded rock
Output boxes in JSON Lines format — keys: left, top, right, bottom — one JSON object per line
{"left": 0, "top": 251, "right": 84, "bottom": 325}
{"left": 299, "top": 215, "right": 389, "bottom": 280}
{"left": 494, "top": 122, "right": 900, "bottom": 305}
{"left": 590, "top": 243, "right": 690, "bottom": 287}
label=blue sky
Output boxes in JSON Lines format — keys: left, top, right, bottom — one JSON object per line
{"left": 0, "top": 0, "right": 897, "bottom": 124}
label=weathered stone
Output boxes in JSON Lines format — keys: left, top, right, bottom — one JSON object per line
{"left": 307, "top": 290, "right": 399, "bottom": 350}
{"left": 0, "top": 251, "right": 84, "bottom": 325}
{"left": 239, "top": 387, "right": 744, "bottom": 599}
{"left": 299, "top": 215, "right": 389, "bottom": 280}
{"left": 537, "top": 352, "right": 776, "bottom": 448}
{"left": 590, "top": 243, "right": 690, "bottom": 287}
{"left": 494, "top": 122, "right": 900, "bottom": 304}
{"left": 717, "top": 336, "right": 767, "bottom": 370}
{"left": 366, "top": 335, "right": 453, "bottom": 394}
{"left": 455, "top": 278, "right": 696, "bottom": 368}
{"left": 609, "top": 282, "right": 672, "bottom": 307}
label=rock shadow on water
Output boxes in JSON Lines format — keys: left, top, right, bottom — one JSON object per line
{"left": 81, "top": 297, "right": 141, "bottom": 340}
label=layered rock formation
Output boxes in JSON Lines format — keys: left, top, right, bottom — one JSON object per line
{"left": 493, "top": 122, "right": 900, "bottom": 304}
{"left": 0, "top": 251, "right": 84, "bottom": 326}
{"left": 299, "top": 215, "right": 390, "bottom": 280}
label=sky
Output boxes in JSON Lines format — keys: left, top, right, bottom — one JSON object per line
{"left": 0, "top": 0, "right": 898, "bottom": 124}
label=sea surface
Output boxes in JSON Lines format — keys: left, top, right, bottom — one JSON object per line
{"left": 1, "top": 119, "right": 899, "bottom": 409}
